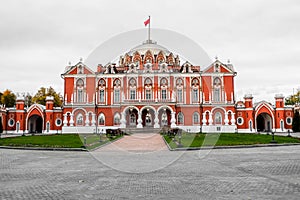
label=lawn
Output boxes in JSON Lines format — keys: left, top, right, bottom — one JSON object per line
{"left": 0, "top": 134, "right": 123, "bottom": 150}
{"left": 79, "top": 134, "right": 123, "bottom": 150}
{"left": 0, "top": 134, "right": 84, "bottom": 148}
{"left": 164, "top": 133, "right": 300, "bottom": 149}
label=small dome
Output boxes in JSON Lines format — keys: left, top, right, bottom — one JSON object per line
{"left": 128, "top": 40, "right": 171, "bottom": 55}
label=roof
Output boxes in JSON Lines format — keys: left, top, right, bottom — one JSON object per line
{"left": 127, "top": 40, "right": 171, "bottom": 56}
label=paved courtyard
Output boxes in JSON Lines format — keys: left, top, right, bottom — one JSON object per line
{"left": 0, "top": 135, "right": 300, "bottom": 199}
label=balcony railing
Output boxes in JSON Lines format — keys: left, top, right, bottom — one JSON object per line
{"left": 123, "top": 99, "right": 173, "bottom": 103}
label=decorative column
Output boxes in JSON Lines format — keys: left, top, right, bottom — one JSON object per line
{"left": 230, "top": 112, "right": 236, "bottom": 125}
{"left": 224, "top": 112, "right": 229, "bottom": 125}
{"left": 63, "top": 114, "right": 68, "bottom": 126}
{"left": 69, "top": 114, "right": 74, "bottom": 126}
{"left": 120, "top": 112, "right": 126, "bottom": 128}
{"left": 154, "top": 112, "right": 160, "bottom": 128}
{"left": 85, "top": 114, "right": 90, "bottom": 126}
{"left": 137, "top": 112, "right": 143, "bottom": 128}
{"left": 91, "top": 114, "right": 96, "bottom": 126}
{"left": 202, "top": 112, "right": 207, "bottom": 126}
{"left": 170, "top": 111, "right": 176, "bottom": 128}
{"left": 208, "top": 112, "right": 213, "bottom": 125}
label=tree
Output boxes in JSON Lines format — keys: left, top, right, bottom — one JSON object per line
{"left": 292, "top": 111, "right": 300, "bottom": 132}
{"left": 32, "top": 87, "right": 62, "bottom": 107}
{"left": 1, "top": 89, "right": 16, "bottom": 107}
{"left": 285, "top": 90, "right": 300, "bottom": 105}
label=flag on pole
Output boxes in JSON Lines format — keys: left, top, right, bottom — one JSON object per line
{"left": 144, "top": 17, "right": 150, "bottom": 26}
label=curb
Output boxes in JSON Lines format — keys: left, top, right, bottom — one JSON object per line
{"left": 0, "top": 146, "right": 87, "bottom": 152}
{"left": 89, "top": 135, "right": 125, "bottom": 151}
{"left": 161, "top": 135, "right": 300, "bottom": 151}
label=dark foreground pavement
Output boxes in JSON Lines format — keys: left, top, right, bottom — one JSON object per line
{"left": 0, "top": 145, "right": 299, "bottom": 200}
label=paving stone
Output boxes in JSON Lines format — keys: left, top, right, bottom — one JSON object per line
{"left": 0, "top": 145, "right": 300, "bottom": 199}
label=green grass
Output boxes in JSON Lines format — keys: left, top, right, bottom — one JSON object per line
{"left": 0, "top": 133, "right": 123, "bottom": 150}
{"left": 0, "top": 134, "right": 84, "bottom": 148}
{"left": 164, "top": 133, "right": 300, "bottom": 149}
{"left": 79, "top": 134, "right": 123, "bottom": 150}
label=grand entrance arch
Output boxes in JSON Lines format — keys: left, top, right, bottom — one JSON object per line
{"left": 256, "top": 113, "right": 272, "bottom": 132}
{"left": 28, "top": 115, "right": 43, "bottom": 133}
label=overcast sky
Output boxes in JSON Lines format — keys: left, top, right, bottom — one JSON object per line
{"left": 1, "top": 0, "right": 299, "bottom": 103}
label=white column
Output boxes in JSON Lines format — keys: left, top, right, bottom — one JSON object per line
{"left": 91, "top": 114, "right": 96, "bottom": 126}
{"left": 202, "top": 112, "right": 207, "bottom": 126}
{"left": 171, "top": 111, "right": 176, "bottom": 128}
{"left": 120, "top": 112, "right": 126, "bottom": 128}
{"left": 85, "top": 114, "right": 90, "bottom": 126}
{"left": 154, "top": 112, "right": 160, "bottom": 128}
{"left": 69, "top": 114, "right": 74, "bottom": 126}
{"left": 224, "top": 112, "right": 229, "bottom": 125}
{"left": 208, "top": 112, "right": 213, "bottom": 125}
{"left": 209, "top": 92, "right": 212, "bottom": 103}
{"left": 137, "top": 112, "right": 143, "bottom": 128}
{"left": 63, "top": 114, "right": 68, "bottom": 126}
{"left": 230, "top": 112, "right": 236, "bottom": 125}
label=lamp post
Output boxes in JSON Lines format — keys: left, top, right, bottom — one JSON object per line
{"left": 287, "top": 129, "right": 291, "bottom": 137}
{"left": 199, "top": 70, "right": 203, "bottom": 134}
{"left": 270, "top": 131, "right": 277, "bottom": 143}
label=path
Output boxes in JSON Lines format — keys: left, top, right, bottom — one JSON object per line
{"left": 96, "top": 133, "right": 168, "bottom": 152}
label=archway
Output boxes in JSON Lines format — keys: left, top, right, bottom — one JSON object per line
{"left": 158, "top": 108, "right": 171, "bottom": 127}
{"left": 141, "top": 108, "right": 155, "bottom": 127}
{"left": 126, "top": 107, "right": 138, "bottom": 127}
{"left": 256, "top": 113, "right": 272, "bottom": 132}
{"left": 28, "top": 115, "right": 43, "bottom": 133}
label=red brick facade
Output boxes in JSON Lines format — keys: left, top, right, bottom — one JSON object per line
{"left": 0, "top": 40, "right": 294, "bottom": 134}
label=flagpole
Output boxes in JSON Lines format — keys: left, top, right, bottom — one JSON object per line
{"left": 148, "top": 16, "right": 150, "bottom": 42}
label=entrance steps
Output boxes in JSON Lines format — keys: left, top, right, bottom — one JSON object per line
{"left": 121, "top": 127, "right": 161, "bottom": 135}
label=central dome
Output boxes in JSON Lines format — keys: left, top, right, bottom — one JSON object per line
{"left": 128, "top": 40, "right": 171, "bottom": 56}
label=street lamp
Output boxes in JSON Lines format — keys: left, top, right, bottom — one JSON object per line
{"left": 270, "top": 131, "right": 277, "bottom": 143}
{"left": 199, "top": 70, "right": 203, "bottom": 134}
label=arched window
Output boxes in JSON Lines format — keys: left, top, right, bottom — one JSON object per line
{"left": 176, "top": 78, "right": 184, "bottom": 103}
{"left": 76, "top": 79, "right": 84, "bottom": 103}
{"left": 177, "top": 112, "right": 184, "bottom": 125}
{"left": 160, "top": 78, "right": 168, "bottom": 100}
{"left": 114, "top": 113, "right": 120, "bottom": 125}
{"left": 16, "top": 122, "right": 20, "bottom": 132}
{"left": 98, "top": 113, "right": 105, "bottom": 125}
{"left": 98, "top": 79, "right": 106, "bottom": 103}
{"left": 213, "top": 78, "right": 221, "bottom": 102}
{"left": 129, "top": 78, "right": 136, "bottom": 100}
{"left": 76, "top": 114, "right": 84, "bottom": 126}
{"left": 144, "top": 78, "right": 152, "bottom": 100}
{"left": 193, "top": 112, "right": 200, "bottom": 124}
{"left": 114, "top": 79, "right": 121, "bottom": 103}
{"left": 280, "top": 120, "right": 284, "bottom": 131}
{"left": 46, "top": 121, "right": 50, "bottom": 132}
{"left": 215, "top": 112, "right": 222, "bottom": 124}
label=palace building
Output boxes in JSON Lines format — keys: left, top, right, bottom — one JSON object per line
{"left": 0, "top": 39, "right": 294, "bottom": 134}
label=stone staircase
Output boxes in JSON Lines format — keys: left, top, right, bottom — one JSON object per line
{"left": 121, "top": 127, "right": 161, "bottom": 134}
